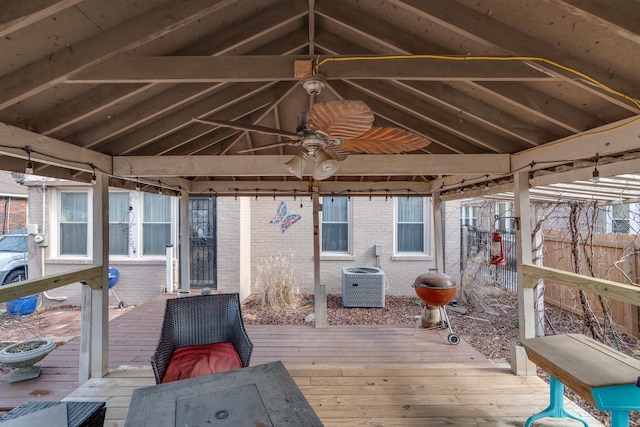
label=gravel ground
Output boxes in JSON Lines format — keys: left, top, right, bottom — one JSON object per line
{"left": 242, "top": 283, "right": 640, "bottom": 427}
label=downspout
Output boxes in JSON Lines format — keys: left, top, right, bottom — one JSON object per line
{"left": 4, "top": 197, "right": 11, "bottom": 234}
{"left": 41, "top": 187, "right": 67, "bottom": 302}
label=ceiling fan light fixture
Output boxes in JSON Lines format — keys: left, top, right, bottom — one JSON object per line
{"left": 283, "top": 154, "right": 307, "bottom": 179}
{"left": 313, "top": 151, "right": 339, "bottom": 180}
{"left": 301, "top": 75, "right": 326, "bottom": 95}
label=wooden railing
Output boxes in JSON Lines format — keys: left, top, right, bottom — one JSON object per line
{"left": 522, "top": 264, "right": 640, "bottom": 306}
{"left": 0, "top": 266, "right": 103, "bottom": 303}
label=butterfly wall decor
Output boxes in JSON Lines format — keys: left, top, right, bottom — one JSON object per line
{"left": 271, "top": 201, "right": 301, "bottom": 232}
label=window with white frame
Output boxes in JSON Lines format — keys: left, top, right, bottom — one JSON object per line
{"left": 461, "top": 205, "right": 479, "bottom": 227}
{"left": 496, "top": 202, "right": 513, "bottom": 231}
{"left": 54, "top": 188, "right": 175, "bottom": 258}
{"left": 109, "top": 192, "right": 131, "bottom": 255}
{"left": 612, "top": 204, "right": 630, "bottom": 234}
{"left": 59, "top": 191, "right": 89, "bottom": 256}
{"left": 142, "top": 192, "right": 172, "bottom": 255}
{"left": 395, "top": 197, "right": 429, "bottom": 254}
{"left": 321, "top": 196, "right": 350, "bottom": 253}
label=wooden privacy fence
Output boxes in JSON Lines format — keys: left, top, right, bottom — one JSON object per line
{"left": 542, "top": 230, "right": 640, "bottom": 337}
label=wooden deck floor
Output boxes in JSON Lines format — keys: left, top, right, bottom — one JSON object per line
{"left": 64, "top": 363, "right": 603, "bottom": 427}
{"left": 0, "top": 293, "right": 605, "bottom": 426}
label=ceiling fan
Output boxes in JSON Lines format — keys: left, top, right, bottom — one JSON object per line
{"left": 194, "top": 77, "right": 431, "bottom": 180}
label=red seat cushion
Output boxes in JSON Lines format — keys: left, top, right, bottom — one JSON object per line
{"left": 161, "top": 342, "right": 242, "bottom": 383}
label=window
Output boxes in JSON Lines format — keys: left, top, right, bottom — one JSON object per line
{"left": 461, "top": 205, "right": 479, "bottom": 227}
{"left": 396, "top": 197, "right": 428, "bottom": 254}
{"left": 321, "top": 197, "right": 350, "bottom": 253}
{"left": 612, "top": 204, "right": 630, "bottom": 234}
{"left": 59, "top": 191, "right": 89, "bottom": 256}
{"left": 496, "top": 202, "right": 513, "bottom": 231}
{"left": 109, "top": 192, "right": 130, "bottom": 255}
{"left": 143, "top": 193, "right": 172, "bottom": 255}
{"left": 54, "top": 188, "right": 175, "bottom": 259}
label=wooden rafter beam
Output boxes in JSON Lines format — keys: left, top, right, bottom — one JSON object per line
{"left": 112, "top": 153, "right": 510, "bottom": 178}
{"left": 0, "top": 122, "right": 112, "bottom": 174}
{"left": 0, "top": 0, "right": 239, "bottom": 109}
{"left": 386, "top": 0, "right": 640, "bottom": 109}
{"left": 67, "top": 55, "right": 555, "bottom": 83}
{"left": 0, "top": 0, "right": 83, "bottom": 37}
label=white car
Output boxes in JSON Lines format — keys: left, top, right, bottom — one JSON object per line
{"left": 0, "top": 229, "right": 28, "bottom": 284}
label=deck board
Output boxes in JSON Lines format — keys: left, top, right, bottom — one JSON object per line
{"left": 64, "top": 364, "right": 604, "bottom": 427}
{"left": 0, "top": 293, "right": 607, "bottom": 425}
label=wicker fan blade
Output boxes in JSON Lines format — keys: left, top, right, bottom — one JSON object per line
{"left": 308, "top": 100, "right": 374, "bottom": 139}
{"left": 194, "top": 118, "right": 300, "bottom": 139}
{"left": 335, "top": 127, "right": 431, "bottom": 154}
{"left": 237, "top": 141, "right": 297, "bottom": 154}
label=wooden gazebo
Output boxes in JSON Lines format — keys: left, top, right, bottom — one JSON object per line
{"left": 0, "top": 0, "right": 638, "bottom": 384}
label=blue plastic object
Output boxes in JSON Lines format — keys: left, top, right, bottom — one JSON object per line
{"left": 591, "top": 382, "right": 640, "bottom": 427}
{"left": 6, "top": 294, "right": 39, "bottom": 316}
{"left": 108, "top": 267, "right": 120, "bottom": 289}
{"left": 525, "top": 376, "right": 589, "bottom": 427}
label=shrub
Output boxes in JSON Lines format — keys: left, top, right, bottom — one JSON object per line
{"left": 256, "top": 254, "right": 297, "bottom": 310}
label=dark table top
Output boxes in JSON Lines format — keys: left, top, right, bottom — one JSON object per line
{"left": 124, "top": 361, "right": 323, "bottom": 426}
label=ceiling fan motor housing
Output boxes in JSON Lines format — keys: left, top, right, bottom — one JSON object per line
{"left": 301, "top": 75, "right": 326, "bottom": 95}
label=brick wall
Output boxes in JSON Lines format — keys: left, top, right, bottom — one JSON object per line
{"left": 245, "top": 196, "right": 455, "bottom": 297}
{"left": 41, "top": 261, "right": 166, "bottom": 307}
{"left": 216, "top": 197, "right": 243, "bottom": 295}
{"left": 26, "top": 188, "right": 462, "bottom": 306}
{"left": 0, "top": 196, "right": 27, "bottom": 234}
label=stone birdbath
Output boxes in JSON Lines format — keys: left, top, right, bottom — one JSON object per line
{"left": 0, "top": 338, "right": 56, "bottom": 382}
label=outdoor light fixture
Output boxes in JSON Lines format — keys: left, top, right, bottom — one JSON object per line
{"left": 312, "top": 151, "right": 339, "bottom": 180}
{"left": 301, "top": 75, "right": 326, "bottom": 95}
{"left": 592, "top": 153, "right": 600, "bottom": 184}
{"left": 25, "top": 149, "right": 34, "bottom": 175}
{"left": 135, "top": 179, "right": 141, "bottom": 191}
{"left": 90, "top": 166, "right": 97, "bottom": 185}
{"left": 283, "top": 153, "right": 307, "bottom": 179}
{"left": 25, "top": 161, "right": 34, "bottom": 175}
{"left": 490, "top": 232, "right": 507, "bottom": 266}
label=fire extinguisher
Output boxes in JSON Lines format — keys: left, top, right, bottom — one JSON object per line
{"left": 490, "top": 232, "right": 506, "bottom": 266}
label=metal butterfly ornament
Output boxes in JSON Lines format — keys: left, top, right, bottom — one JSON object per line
{"left": 271, "top": 201, "right": 301, "bottom": 232}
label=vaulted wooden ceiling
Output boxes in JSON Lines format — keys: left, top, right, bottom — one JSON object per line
{"left": 0, "top": 0, "right": 638, "bottom": 198}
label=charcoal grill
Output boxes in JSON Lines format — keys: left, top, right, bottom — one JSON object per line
{"left": 412, "top": 272, "right": 460, "bottom": 345}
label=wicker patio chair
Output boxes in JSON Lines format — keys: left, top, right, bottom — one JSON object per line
{"left": 151, "top": 293, "right": 253, "bottom": 384}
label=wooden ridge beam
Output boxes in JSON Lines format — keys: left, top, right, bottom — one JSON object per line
{"left": 69, "top": 56, "right": 554, "bottom": 83}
